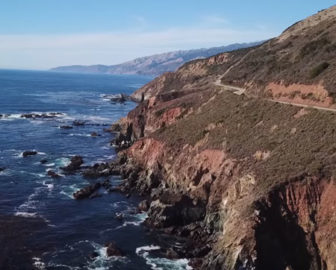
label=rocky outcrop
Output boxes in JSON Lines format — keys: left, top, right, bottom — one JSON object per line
{"left": 61, "top": 156, "right": 83, "bottom": 172}
{"left": 73, "top": 182, "right": 102, "bottom": 200}
{"left": 22, "top": 151, "right": 38, "bottom": 157}
{"left": 105, "top": 242, "right": 124, "bottom": 257}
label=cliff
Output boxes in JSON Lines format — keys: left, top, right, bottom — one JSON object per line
{"left": 50, "top": 42, "right": 262, "bottom": 76}
{"left": 112, "top": 5, "right": 336, "bottom": 270}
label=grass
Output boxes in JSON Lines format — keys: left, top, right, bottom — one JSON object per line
{"left": 309, "top": 62, "right": 330, "bottom": 78}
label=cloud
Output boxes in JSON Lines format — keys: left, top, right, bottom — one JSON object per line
{"left": 0, "top": 25, "right": 278, "bottom": 69}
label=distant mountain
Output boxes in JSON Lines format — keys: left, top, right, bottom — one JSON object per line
{"left": 50, "top": 42, "right": 262, "bottom": 76}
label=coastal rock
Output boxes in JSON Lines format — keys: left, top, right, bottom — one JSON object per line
{"left": 82, "top": 163, "right": 119, "bottom": 179}
{"left": 40, "top": 159, "right": 48, "bottom": 164}
{"left": 105, "top": 242, "right": 123, "bottom": 257}
{"left": 21, "top": 112, "right": 63, "bottom": 119}
{"left": 72, "top": 120, "right": 86, "bottom": 126}
{"left": 146, "top": 193, "right": 206, "bottom": 228}
{"left": 73, "top": 183, "right": 101, "bottom": 200}
{"left": 90, "top": 132, "right": 100, "bottom": 137}
{"left": 61, "top": 156, "right": 83, "bottom": 172}
{"left": 60, "top": 125, "right": 73, "bottom": 129}
{"left": 89, "top": 251, "right": 99, "bottom": 260}
{"left": 47, "top": 170, "right": 61, "bottom": 178}
{"left": 103, "top": 93, "right": 129, "bottom": 103}
{"left": 138, "top": 200, "right": 150, "bottom": 212}
{"left": 22, "top": 151, "right": 38, "bottom": 157}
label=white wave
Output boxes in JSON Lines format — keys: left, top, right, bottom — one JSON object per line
{"left": 136, "top": 245, "right": 161, "bottom": 255}
{"left": 115, "top": 212, "right": 148, "bottom": 230}
{"left": 45, "top": 163, "right": 55, "bottom": 167}
{"left": 136, "top": 245, "right": 192, "bottom": 270}
{"left": 6, "top": 114, "right": 22, "bottom": 120}
{"left": 69, "top": 133, "right": 92, "bottom": 137}
{"left": 14, "top": 211, "right": 38, "bottom": 218}
{"left": 55, "top": 157, "right": 71, "bottom": 167}
{"left": 42, "top": 180, "right": 54, "bottom": 191}
{"left": 87, "top": 242, "right": 127, "bottom": 270}
{"left": 0, "top": 169, "right": 11, "bottom": 176}
{"left": 32, "top": 257, "right": 46, "bottom": 270}
{"left": 60, "top": 184, "right": 79, "bottom": 199}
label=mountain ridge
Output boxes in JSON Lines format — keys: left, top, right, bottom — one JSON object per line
{"left": 50, "top": 42, "right": 262, "bottom": 76}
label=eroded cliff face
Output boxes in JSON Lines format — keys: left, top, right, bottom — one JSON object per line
{"left": 111, "top": 5, "right": 336, "bottom": 270}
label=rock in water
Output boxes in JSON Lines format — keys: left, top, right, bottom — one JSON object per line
{"left": 73, "top": 183, "right": 101, "bottom": 200}
{"left": 60, "top": 125, "right": 73, "bottom": 129}
{"left": 138, "top": 200, "right": 150, "bottom": 212}
{"left": 47, "top": 170, "right": 61, "bottom": 178}
{"left": 0, "top": 167, "right": 5, "bottom": 172}
{"left": 61, "top": 156, "right": 83, "bottom": 172}
{"left": 40, "top": 159, "right": 48, "bottom": 164}
{"left": 105, "top": 242, "right": 123, "bottom": 257}
{"left": 72, "top": 120, "right": 86, "bottom": 126}
{"left": 22, "top": 151, "right": 38, "bottom": 158}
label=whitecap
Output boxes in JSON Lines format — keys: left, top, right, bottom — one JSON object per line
{"left": 69, "top": 133, "right": 92, "bottom": 137}
{"left": 115, "top": 212, "right": 148, "bottom": 230}
{"left": 55, "top": 157, "right": 71, "bottom": 167}
{"left": 136, "top": 245, "right": 192, "bottom": 270}
{"left": 32, "top": 257, "right": 46, "bottom": 270}
{"left": 45, "top": 163, "right": 55, "bottom": 167}
{"left": 87, "top": 241, "right": 128, "bottom": 270}
{"left": 42, "top": 180, "right": 54, "bottom": 191}
{"left": 14, "top": 211, "right": 38, "bottom": 218}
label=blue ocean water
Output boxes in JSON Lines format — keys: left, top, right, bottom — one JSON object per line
{"left": 0, "top": 70, "right": 191, "bottom": 270}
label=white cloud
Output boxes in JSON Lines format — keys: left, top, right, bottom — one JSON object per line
{"left": 0, "top": 26, "right": 278, "bottom": 69}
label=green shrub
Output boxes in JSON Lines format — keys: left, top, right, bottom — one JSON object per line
{"left": 310, "top": 62, "right": 330, "bottom": 78}
{"left": 298, "top": 38, "right": 330, "bottom": 59}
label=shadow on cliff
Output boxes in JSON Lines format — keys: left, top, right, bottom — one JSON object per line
{"left": 254, "top": 192, "right": 317, "bottom": 270}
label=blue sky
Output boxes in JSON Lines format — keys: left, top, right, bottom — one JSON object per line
{"left": 0, "top": 0, "right": 335, "bottom": 69}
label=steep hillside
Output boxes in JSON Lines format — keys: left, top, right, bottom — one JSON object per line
{"left": 111, "top": 5, "right": 336, "bottom": 270}
{"left": 50, "top": 42, "right": 261, "bottom": 76}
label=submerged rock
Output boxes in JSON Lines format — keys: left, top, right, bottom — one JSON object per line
{"left": 60, "top": 125, "right": 73, "bottom": 129}
{"left": 47, "top": 170, "right": 61, "bottom": 179}
{"left": 72, "top": 120, "right": 86, "bottom": 126}
{"left": 40, "top": 159, "right": 48, "bottom": 164}
{"left": 90, "top": 132, "right": 100, "bottom": 137}
{"left": 89, "top": 251, "right": 99, "bottom": 260}
{"left": 105, "top": 242, "right": 123, "bottom": 257}
{"left": 22, "top": 151, "right": 38, "bottom": 158}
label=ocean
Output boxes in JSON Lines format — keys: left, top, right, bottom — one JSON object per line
{"left": 0, "top": 69, "right": 191, "bottom": 270}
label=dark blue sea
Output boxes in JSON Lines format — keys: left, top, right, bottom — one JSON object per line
{"left": 0, "top": 70, "right": 191, "bottom": 270}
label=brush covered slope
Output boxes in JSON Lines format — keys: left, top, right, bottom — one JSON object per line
{"left": 113, "top": 5, "right": 336, "bottom": 270}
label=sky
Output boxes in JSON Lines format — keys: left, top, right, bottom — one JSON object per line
{"left": 0, "top": 0, "right": 335, "bottom": 70}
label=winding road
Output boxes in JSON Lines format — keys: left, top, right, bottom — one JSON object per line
{"left": 214, "top": 76, "right": 336, "bottom": 113}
